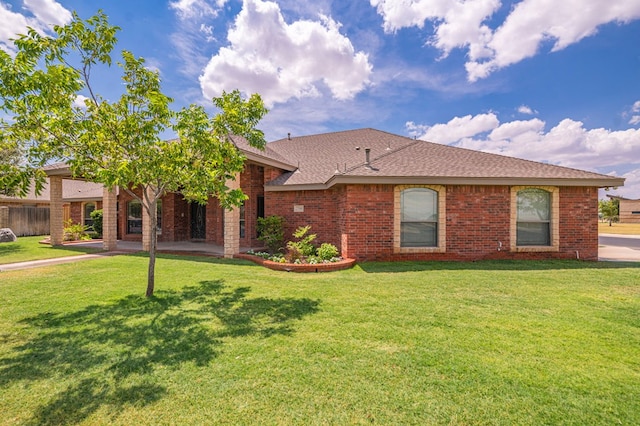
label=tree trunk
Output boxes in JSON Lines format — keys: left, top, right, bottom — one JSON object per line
{"left": 145, "top": 192, "right": 158, "bottom": 297}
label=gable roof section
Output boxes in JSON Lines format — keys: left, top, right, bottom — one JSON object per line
{"left": 264, "top": 128, "right": 624, "bottom": 190}
{"left": 230, "top": 135, "right": 297, "bottom": 172}
{"left": 0, "top": 178, "right": 104, "bottom": 203}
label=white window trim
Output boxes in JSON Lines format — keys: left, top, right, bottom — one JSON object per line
{"left": 510, "top": 186, "right": 559, "bottom": 252}
{"left": 394, "top": 185, "right": 446, "bottom": 254}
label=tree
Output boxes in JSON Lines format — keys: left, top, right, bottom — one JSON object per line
{"left": 599, "top": 198, "right": 619, "bottom": 226}
{"left": 0, "top": 12, "right": 267, "bottom": 296}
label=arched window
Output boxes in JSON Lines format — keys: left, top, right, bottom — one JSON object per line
{"left": 401, "top": 188, "right": 438, "bottom": 247}
{"left": 516, "top": 188, "right": 551, "bottom": 246}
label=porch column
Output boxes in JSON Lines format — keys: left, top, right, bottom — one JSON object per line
{"left": 224, "top": 173, "right": 240, "bottom": 259}
{"left": 49, "top": 176, "right": 64, "bottom": 246}
{"left": 102, "top": 186, "right": 117, "bottom": 251}
{"left": 141, "top": 186, "right": 152, "bottom": 252}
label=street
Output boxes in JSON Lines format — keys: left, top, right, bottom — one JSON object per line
{"left": 599, "top": 235, "right": 640, "bottom": 250}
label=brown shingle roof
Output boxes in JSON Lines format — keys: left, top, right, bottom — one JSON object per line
{"left": 263, "top": 128, "right": 624, "bottom": 189}
{"left": 230, "top": 135, "right": 297, "bottom": 171}
{"left": 0, "top": 179, "right": 104, "bottom": 203}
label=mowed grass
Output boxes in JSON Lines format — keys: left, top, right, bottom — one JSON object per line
{"left": 599, "top": 222, "right": 640, "bottom": 235}
{"left": 1, "top": 255, "right": 639, "bottom": 425}
{"left": 0, "top": 236, "right": 102, "bottom": 265}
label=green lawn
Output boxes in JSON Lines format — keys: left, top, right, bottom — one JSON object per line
{"left": 1, "top": 255, "right": 639, "bottom": 425}
{"left": 599, "top": 222, "right": 640, "bottom": 235}
{"left": 0, "top": 236, "right": 103, "bottom": 265}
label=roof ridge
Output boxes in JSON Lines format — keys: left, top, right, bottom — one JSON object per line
{"left": 270, "top": 127, "right": 379, "bottom": 144}
{"left": 341, "top": 138, "right": 421, "bottom": 175}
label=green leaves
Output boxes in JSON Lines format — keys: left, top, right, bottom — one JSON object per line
{"left": 0, "top": 11, "right": 268, "bottom": 295}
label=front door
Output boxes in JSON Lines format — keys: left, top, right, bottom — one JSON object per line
{"left": 190, "top": 203, "right": 206, "bottom": 239}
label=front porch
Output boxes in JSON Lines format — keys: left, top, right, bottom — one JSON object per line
{"left": 64, "top": 239, "right": 262, "bottom": 257}
{"left": 45, "top": 164, "right": 247, "bottom": 259}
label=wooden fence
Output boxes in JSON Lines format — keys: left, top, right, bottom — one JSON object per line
{"left": 3, "top": 206, "right": 50, "bottom": 236}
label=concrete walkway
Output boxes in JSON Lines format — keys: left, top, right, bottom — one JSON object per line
{"left": 0, "top": 251, "right": 127, "bottom": 272}
{"left": 0, "top": 240, "right": 262, "bottom": 272}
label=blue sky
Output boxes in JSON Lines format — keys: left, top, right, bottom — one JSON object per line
{"left": 2, "top": 0, "right": 640, "bottom": 198}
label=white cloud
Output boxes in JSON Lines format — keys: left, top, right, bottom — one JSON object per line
{"left": 517, "top": 105, "right": 537, "bottom": 115}
{"left": 619, "top": 169, "right": 640, "bottom": 199}
{"left": 370, "top": 0, "right": 640, "bottom": 81}
{"left": 169, "top": 0, "right": 224, "bottom": 20}
{"left": 199, "top": 23, "right": 215, "bottom": 42}
{"left": 199, "top": 0, "right": 372, "bottom": 106}
{"left": 23, "top": 0, "right": 71, "bottom": 26}
{"left": 407, "top": 112, "right": 640, "bottom": 197}
{"left": 411, "top": 113, "right": 500, "bottom": 144}
{"left": 628, "top": 100, "right": 640, "bottom": 125}
{"left": 0, "top": 0, "right": 71, "bottom": 53}
{"left": 73, "top": 94, "right": 89, "bottom": 108}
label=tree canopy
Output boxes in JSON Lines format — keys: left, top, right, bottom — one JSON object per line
{"left": 0, "top": 11, "right": 268, "bottom": 296}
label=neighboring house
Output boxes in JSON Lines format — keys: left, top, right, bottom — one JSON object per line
{"left": 46, "top": 128, "right": 624, "bottom": 261}
{"left": 0, "top": 179, "right": 104, "bottom": 236}
{"left": 608, "top": 195, "right": 640, "bottom": 224}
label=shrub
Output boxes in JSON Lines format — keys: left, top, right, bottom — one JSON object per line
{"left": 90, "top": 209, "right": 103, "bottom": 236}
{"left": 257, "top": 215, "right": 285, "bottom": 254}
{"left": 317, "top": 243, "right": 339, "bottom": 261}
{"left": 63, "top": 219, "right": 92, "bottom": 241}
{"left": 286, "top": 225, "right": 317, "bottom": 258}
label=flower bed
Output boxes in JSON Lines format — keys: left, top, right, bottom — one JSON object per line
{"left": 235, "top": 253, "right": 356, "bottom": 273}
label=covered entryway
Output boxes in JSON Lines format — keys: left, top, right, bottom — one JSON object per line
{"left": 190, "top": 203, "right": 206, "bottom": 240}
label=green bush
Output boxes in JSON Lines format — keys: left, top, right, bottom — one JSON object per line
{"left": 286, "top": 225, "right": 317, "bottom": 258}
{"left": 63, "top": 219, "right": 92, "bottom": 241}
{"left": 90, "top": 209, "right": 103, "bottom": 236}
{"left": 256, "top": 215, "right": 285, "bottom": 254}
{"left": 317, "top": 243, "right": 339, "bottom": 260}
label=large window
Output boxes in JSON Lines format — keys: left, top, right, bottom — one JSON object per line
{"left": 401, "top": 188, "right": 438, "bottom": 247}
{"left": 395, "top": 185, "right": 445, "bottom": 253}
{"left": 127, "top": 200, "right": 162, "bottom": 235}
{"left": 516, "top": 189, "right": 551, "bottom": 246}
{"left": 511, "top": 186, "right": 559, "bottom": 252}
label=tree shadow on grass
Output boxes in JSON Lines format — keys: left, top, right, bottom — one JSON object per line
{"left": 0, "top": 280, "right": 320, "bottom": 425}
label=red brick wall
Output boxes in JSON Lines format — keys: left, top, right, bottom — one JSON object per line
{"left": 240, "top": 163, "right": 265, "bottom": 247}
{"left": 205, "top": 198, "right": 224, "bottom": 245}
{"left": 162, "top": 192, "right": 190, "bottom": 241}
{"left": 445, "top": 185, "right": 511, "bottom": 258}
{"left": 342, "top": 184, "right": 394, "bottom": 260}
{"left": 69, "top": 202, "right": 82, "bottom": 224}
{"left": 265, "top": 184, "right": 600, "bottom": 262}
{"left": 265, "top": 186, "right": 346, "bottom": 251}
{"left": 559, "top": 186, "right": 599, "bottom": 260}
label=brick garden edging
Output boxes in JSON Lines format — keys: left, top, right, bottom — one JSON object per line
{"left": 235, "top": 253, "right": 356, "bottom": 272}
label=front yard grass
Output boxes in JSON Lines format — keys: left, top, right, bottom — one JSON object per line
{"left": 1, "top": 255, "right": 639, "bottom": 425}
{"left": 0, "top": 236, "right": 102, "bottom": 265}
{"left": 599, "top": 222, "right": 640, "bottom": 235}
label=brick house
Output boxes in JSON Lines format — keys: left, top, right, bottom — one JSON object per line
{"left": 46, "top": 128, "right": 624, "bottom": 261}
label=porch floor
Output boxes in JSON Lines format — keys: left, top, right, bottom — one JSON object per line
{"left": 68, "top": 240, "right": 263, "bottom": 257}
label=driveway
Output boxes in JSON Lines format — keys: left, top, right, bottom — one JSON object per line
{"left": 599, "top": 234, "right": 640, "bottom": 262}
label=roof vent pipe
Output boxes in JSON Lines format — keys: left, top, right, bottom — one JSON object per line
{"left": 365, "top": 148, "right": 371, "bottom": 167}
{"left": 288, "top": 132, "right": 291, "bottom": 140}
